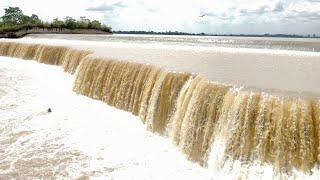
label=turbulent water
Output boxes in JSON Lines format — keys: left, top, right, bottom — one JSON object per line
{"left": 0, "top": 40, "right": 320, "bottom": 179}
{"left": 0, "top": 57, "right": 210, "bottom": 179}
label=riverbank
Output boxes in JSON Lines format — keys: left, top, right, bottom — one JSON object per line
{"left": 0, "top": 27, "right": 111, "bottom": 38}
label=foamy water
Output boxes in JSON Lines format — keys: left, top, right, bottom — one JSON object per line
{"left": 0, "top": 57, "right": 211, "bottom": 179}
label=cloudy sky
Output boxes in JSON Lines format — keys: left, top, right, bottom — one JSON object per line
{"left": 0, "top": 0, "right": 319, "bottom": 35}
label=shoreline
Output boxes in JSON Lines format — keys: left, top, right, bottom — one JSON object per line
{"left": 113, "top": 31, "right": 320, "bottom": 39}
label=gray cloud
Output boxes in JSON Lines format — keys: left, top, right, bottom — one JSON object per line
{"left": 86, "top": 1, "right": 126, "bottom": 12}
{"left": 284, "top": 10, "right": 320, "bottom": 21}
{"left": 273, "top": 2, "right": 284, "bottom": 12}
{"left": 200, "top": 11, "right": 215, "bottom": 17}
{"left": 86, "top": 4, "right": 114, "bottom": 11}
{"left": 147, "top": 8, "right": 157, "bottom": 12}
{"left": 199, "top": 11, "right": 235, "bottom": 21}
{"left": 113, "top": 2, "right": 126, "bottom": 8}
{"left": 202, "top": 2, "right": 285, "bottom": 19}
{"left": 238, "top": 1, "right": 285, "bottom": 16}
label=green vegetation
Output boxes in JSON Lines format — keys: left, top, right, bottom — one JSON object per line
{"left": 0, "top": 7, "right": 112, "bottom": 34}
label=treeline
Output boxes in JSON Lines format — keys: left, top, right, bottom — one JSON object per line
{"left": 114, "top": 30, "right": 318, "bottom": 38}
{"left": 0, "top": 7, "right": 112, "bottom": 34}
{"left": 114, "top": 30, "right": 205, "bottom": 36}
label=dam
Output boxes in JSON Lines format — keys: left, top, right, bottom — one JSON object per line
{"left": 0, "top": 34, "right": 320, "bottom": 179}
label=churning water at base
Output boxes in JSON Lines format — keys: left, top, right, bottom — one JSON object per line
{"left": 0, "top": 58, "right": 211, "bottom": 179}
{"left": 0, "top": 41, "right": 319, "bottom": 179}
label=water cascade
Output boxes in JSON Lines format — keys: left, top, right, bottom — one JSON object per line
{"left": 0, "top": 42, "right": 91, "bottom": 74}
{"left": 0, "top": 41, "right": 319, "bottom": 177}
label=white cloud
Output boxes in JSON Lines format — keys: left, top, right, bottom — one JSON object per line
{"left": 0, "top": 0, "right": 9, "bottom": 15}
{"left": 1, "top": 0, "right": 319, "bottom": 34}
{"left": 86, "top": 1, "right": 126, "bottom": 12}
{"left": 0, "top": 0, "right": 103, "bottom": 21}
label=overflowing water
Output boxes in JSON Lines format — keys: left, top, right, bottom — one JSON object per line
{"left": 9, "top": 35, "right": 320, "bottom": 97}
{"left": 74, "top": 57, "right": 320, "bottom": 175}
{"left": 0, "top": 37, "right": 320, "bottom": 179}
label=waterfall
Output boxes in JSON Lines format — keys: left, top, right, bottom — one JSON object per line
{"left": 0, "top": 41, "right": 319, "bottom": 176}
{"left": 0, "top": 42, "right": 91, "bottom": 74}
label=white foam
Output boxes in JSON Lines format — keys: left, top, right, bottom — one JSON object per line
{"left": 0, "top": 57, "right": 210, "bottom": 179}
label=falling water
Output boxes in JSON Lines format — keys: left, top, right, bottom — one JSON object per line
{"left": 0, "top": 41, "right": 319, "bottom": 177}
{"left": 0, "top": 42, "right": 91, "bottom": 74}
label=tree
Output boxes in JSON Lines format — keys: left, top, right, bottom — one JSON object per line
{"left": 101, "top": 24, "right": 112, "bottom": 32}
{"left": 29, "top": 14, "right": 41, "bottom": 25}
{"left": 0, "top": 6, "right": 112, "bottom": 34}
{"left": 77, "top": 16, "right": 90, "bottom": 28}
{"left": 2, "top": 7, "right": 25, "bottom": 25}
{"left": 64, "top": 16, "right": 77, "bottom": 29}
{"left": 91, "top": 20, "right": 101, "bottom": 29}
{"left": 52, "top": 18, "right": 65, "bottom": 28}
{"left": 43, "top": 22, "right": 51, "bottom": 28}
{"left": 21, "top": 15, "right": 32, "bottom": 25}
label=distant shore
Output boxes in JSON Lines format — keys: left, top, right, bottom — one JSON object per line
{"left": 0, "top": 27, "right": 111, "bottom": 38}
{"left": 114, "top": 30, "right": 320, "bottom": 39}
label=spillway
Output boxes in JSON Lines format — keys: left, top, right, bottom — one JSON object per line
{"left": 0, "top": 36, "right": 320, "bottom": 178}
